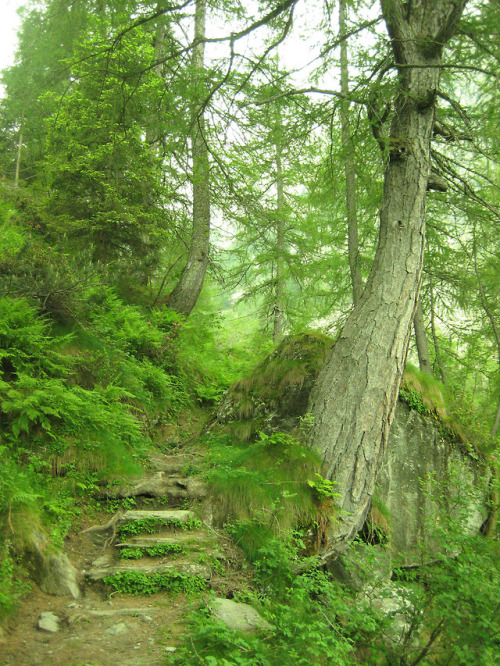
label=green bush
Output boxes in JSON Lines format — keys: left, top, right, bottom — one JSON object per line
{"left": 171, "top": 537, "right": 374, "bottom": 665}
{"left": 0, "top": 544, "right": 24, "bottom": 620}
{"left": 392, "top": 469, "right": 500, "bottom": 665}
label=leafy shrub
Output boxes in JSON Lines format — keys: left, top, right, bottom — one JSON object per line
{"left": 0, "top": 544, "right": 23, "bottom": 620}
{"left": 392, "top": 468, "right": 500, "bottom": 665}
{"left": 399, "top": 385, "right": 430, "bottom": 416}
{"left": 171, "top": 538, "right": 374, "bottom": 665}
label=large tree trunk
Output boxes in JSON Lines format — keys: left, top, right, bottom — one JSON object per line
{"left": 339, "top": 0, "right": 363, "bottom": 305}
{"left": 307, "top": 0, "right": 467, "bottom": 547}
{"left": 168, "top": 0, "right": 210, "bottom": 317}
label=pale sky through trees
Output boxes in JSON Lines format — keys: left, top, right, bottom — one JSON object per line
{"left": 0, "top": 0, "right": 22, "bottom": 95}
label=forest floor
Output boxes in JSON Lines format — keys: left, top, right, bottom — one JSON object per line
{"left": 0, "top": 571, "right": 190, "bottom": 666}
{"left": 0, "top": 408, "right": 249, "bottom": 666}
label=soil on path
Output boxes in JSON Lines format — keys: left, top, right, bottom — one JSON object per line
{"left": 0, "top": 412, "right": 226, "bottom": 665}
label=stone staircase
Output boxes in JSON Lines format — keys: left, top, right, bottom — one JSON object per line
{"left": 82, "top": 453, "right": 220, "bottom": 595}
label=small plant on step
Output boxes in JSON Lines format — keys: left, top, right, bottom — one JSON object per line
{"left": 103, "top": 570, "right": 207, "bottom": 595}
{"left": 116, "top": 516, "right": 202, "bottom": 538}
{"left": 118, "top": 543, "right": 185, "bottom": 559}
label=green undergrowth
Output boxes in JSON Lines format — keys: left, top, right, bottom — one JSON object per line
{"left": 0, "top": 543, "right": 28, "bottom": 620}
{"left": 171, "top": 531, "right": 376, "bottom": 666}
{"left": 102, "top": 570, "right": 207, "bottom": 595}
{"left": 118, "top": 543, "right": 186, "bottom": 559}
{"left": 203, "top": 429, "right": 338, "bottom": 559}
{"left": 117, "top": 517, "right": 202, "bottom": 538}
{"left": 170, "top": 472, "right": 500, "bottom": 666}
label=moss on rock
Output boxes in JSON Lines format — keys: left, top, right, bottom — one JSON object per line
{"left": 216, "top": 332, "right": 333, "bottom": 441}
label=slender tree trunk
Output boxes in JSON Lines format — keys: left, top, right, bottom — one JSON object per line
{"left": 273, "top": 133, "right": 285, "bottom": 343}
{"left": 429, "top": 276, "right": 447, "bottom": 383}
{"left": 145, "top": 10, "right": 167, "bottom": 151}
{"left": 307, "top": 0, "right": 467, "bottom": 547}
{"left": 14, "top": 115, "right": 24, "bottom": 188}
{"left": 414, "top": 298, "right": 432, "bottom": 374}
{"left": 472, "top": 232, "right": 500, "bottom": 438}
{"left": 491, "top": 400, "right": 500, "bottom": 438}
{"left": 339, "top": 0, "right": 363, "bottom": 305}
{"left": 168, "top": 0, "right": 210, "bottom": 317}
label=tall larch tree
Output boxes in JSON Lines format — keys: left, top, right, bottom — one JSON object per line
{"left": 307, "top": 0, "right": 468, "bottom": 547}
{"left": 339, "top": 0, "right": 363, "bottom": 306}
{"left": 168, "top": 0, "right": 211, "bottom": 317}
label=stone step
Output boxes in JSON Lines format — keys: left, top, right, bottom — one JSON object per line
{"left": 97, "top": 473, "right": 206, "bottom": 501}
{"left": 149, "top": 453, "right": 199, "bottom": 474}
{"left": 84, "top": 559, "right": 211, "bottom": 581}
{"left": 115, "top": 530, "right": 215, "bottom": 548}
{"left": 82, "top": 509, "right": 202, "bottom": 547}
{"left": 118, "top": 509, "right": 197, "bottom": 525}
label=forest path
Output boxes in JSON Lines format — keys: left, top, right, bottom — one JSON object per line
{"left": 0, "top": 426, "right": 240, "bottom": 666}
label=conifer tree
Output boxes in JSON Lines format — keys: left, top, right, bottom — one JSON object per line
{"left": 167, "top": 0, "right": 211, "bottom": 317}
{"left": 306, "top": 0, "right": 468, "bottom": 545}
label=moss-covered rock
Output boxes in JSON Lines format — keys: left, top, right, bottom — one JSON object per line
{"left": 214, "top": 332, "right": 491, "bottom": 562}
{"left": 216, "top": 331, "right": 332, "bottom": 440}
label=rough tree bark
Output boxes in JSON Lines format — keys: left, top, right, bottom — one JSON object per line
{"left": 307, "top": 0, "right": 467, "bottom": 547}
{"left": 168, "top": 0, "right": 210, "bottom": 317}
{"left": 414, "top": 298, "right": 432, "bottom": 374}
{"left": 339, "top": 0, "right": 363, "bottom": 305}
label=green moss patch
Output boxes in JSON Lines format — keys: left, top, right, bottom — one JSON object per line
{"left": 118, "top": 543, "right": 186, "bottom": 559}
{"left": 102, "top": 570, "right": 207, "bottom": 595}
{"left": 231, "top": 331, "right": 332, "bottom": 406}
{"left": 117, "top": 517, "right": 202, "bottom": 538}
{"left": 221, "top": 331, "right": 333, "bottom": 441}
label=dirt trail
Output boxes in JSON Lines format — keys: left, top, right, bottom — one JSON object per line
{"left": 1, "top": 416, "right": 226, "bottom": 665}
{"left": 0, "top": 581, "right": 191, "bottom": 666}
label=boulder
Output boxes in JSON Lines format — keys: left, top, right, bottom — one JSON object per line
{"left": 376, "top": 402, "right": 488, "bottom": 562}
{"left": 38, "top": 611, "right": 60, "bottom": 633}
{"left": 360, "top": 581, "right": 416, "bottom": 645}
{"left": 24, "top": 529, "right": 80, "bottom": 598}
{"left": 210, "top": 598, "right": 273, "bottom": 633}
{"left": 215, "top": 333, "right": 490, "bottom": 561}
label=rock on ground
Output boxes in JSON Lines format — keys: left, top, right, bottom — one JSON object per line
{"left": 25, "top": 529, "right": 80, "bottom": 599}
{"left": 210, "top": 598, "right": 273, "bottom": 633}
{"left": 38, "top": 611, "right": 60, "bottom": 633}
